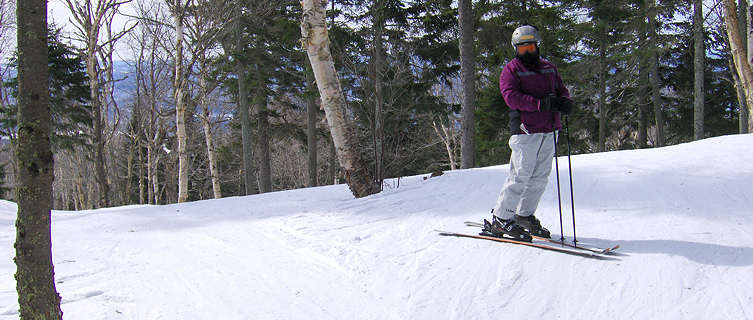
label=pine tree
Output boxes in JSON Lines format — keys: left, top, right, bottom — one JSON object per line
{"left": 2, "top": 27, "right": 92, "bottom": 152}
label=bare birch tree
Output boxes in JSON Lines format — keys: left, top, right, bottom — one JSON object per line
{"left": 131, "top": 0, "right": 173, "bottom": 204}
{"left": 723, "top": 0, "right": 753, "bottom": 133}
{"left": 187, "top": 0, "right": 230, "bottom": 198}
{"left": 165, "top": 0, "right": 192, "bottom": 202}
{"left": 65, "top": 0, "right": 134, "bottom": 207}
{"left": 430, "top": 85, "right": 460, "bottom": 170}
{"left": 300, "top": 0, "right": 378, "bottom": 198}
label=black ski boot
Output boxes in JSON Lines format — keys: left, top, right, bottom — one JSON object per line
{"left": 482, "top": 216, "right": 532, "bottom": 242}
{"left": 514, "top": 215, "right": 551, "bottom": 239}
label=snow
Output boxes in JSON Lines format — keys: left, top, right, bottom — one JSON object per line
{"left": 1, "top": 134, "right": 753, "bottom": 319}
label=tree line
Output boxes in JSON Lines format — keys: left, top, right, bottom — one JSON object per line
{"left": 3, "top": 0, "right": 752, "bottom": 208}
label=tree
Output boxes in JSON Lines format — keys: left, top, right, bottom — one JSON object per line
{"left": 187, "top": 0, "right": 230, "bottom": 199}
{"left": 0, "top": 0, "right": 15, "bottom": 146}
{"left": 693, "top": 0, "right": 704, "bottom": 140}
{"left": 127, "top": 0, "right": 174, "bottom": 205}
{"left": 221, "top": 2, "right": 258, "bottom": 196}
{"left": 722, "top": 0, "right": 753, "bottom": 133}
{"left": 165, "top": 0, "right": 191, "bottom": 202}
{"left": 371, "top": 0, "right": 386, "bottom": 184}
{"left": 740, "top": 0, "right": 750, "bottom": 133}
{"left": 458, "top": 0, "right": 475, "bottom": 168}
{"left": 14, "top": 0, "right": 63, "bottom": 317}
{"left": 301, "top": 0, "right": 378, "bottom": 198}
{"left": 647, "top": 0, "right": 664, "bottom": 147}
{"left": 637, "top": 1, "right": 650, "bottom": 148}
{"left": 305, "top": 65, "right": 318, "bottom": 187}
{"left": 3, "top": 27, "right": 92, "bottom": 152}
{"left": 331, "top": 0, "right": 459, "bottom": 180}
{"left": 3, "top": 26, "right": 92, "bottom": 210}
{"left": 65, "top": 0, "right": 134, "bottom": 207}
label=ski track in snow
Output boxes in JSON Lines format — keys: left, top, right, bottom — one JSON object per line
{"left": 0, "top": 134, "right": 752, "bottom": 319}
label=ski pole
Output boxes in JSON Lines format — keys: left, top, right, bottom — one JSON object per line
{"left": 552, "top": 114, "right": 565, "bottom": 244}
{"left": 565, "top": 116, "right": 577, "bottom": 245}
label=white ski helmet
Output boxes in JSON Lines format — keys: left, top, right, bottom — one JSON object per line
{"left": 511, "top": 25, "right": 541, "bottom": 50}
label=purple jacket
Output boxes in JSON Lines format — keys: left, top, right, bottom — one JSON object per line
{"left": 499, "top": 58, "right": 570, "bottom": 134}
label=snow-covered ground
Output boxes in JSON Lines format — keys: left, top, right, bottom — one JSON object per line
{"left": 1, "top": 134, "right": 752, "bottom": 319}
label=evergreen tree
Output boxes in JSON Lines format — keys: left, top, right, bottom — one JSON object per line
{"left": 1, "top": 26, "right": 92, "bottom": 152}
{"left": 323, "top": 0, "right": 459, "bottom": 178}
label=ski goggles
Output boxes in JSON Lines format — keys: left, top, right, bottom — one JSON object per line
{"left": 515, "top": 42, "right": 537, "bottom": 54}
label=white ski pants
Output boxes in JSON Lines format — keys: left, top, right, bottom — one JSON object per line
{"left": 492, "top": 131, "right": 557, "bottom": 220}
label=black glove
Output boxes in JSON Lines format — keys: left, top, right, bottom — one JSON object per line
{"left": 557, "top": 97, "right": 573, "bottom": 115}
{"left": 539, "top": 95, "right": 558, "bottom": 112}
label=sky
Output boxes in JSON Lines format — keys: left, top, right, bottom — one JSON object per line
{"left": 47, "top": 0, "right": 137, "bottom": 60}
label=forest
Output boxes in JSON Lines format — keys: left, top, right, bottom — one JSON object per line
{"left": 2, "top": 0, "right": 751, "bottom": 209}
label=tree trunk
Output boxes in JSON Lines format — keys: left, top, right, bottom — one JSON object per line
{"left": 648, "top": 0, "right": 664, "bottom": 147}
{"left": 458, "top": 0, "right": 475, "bottom": 168}
{"left": 306, "top": 65, "right": 318, "bottom": 187}
{"left": 74, "top": 153, "right": 86, "bottom": 209}
{"left": 153, "top": 156, "right": 162, "bottom": 204}
{"left": 126, "top": 140, "right": 134, "bottom": 204}
{"left": 301, "top": 0, "right": 378, "bottom": 198}
{"left": 138, "top": 141, "right": 145, "bottom": 204}
{"left": 147, "top": 143, "right": 154, "bottom": 204}
{"left": 14, "top": 0, "right": 63, "bottom": 317}
{"left": 172, "top": 4, "right": 189, "bottom": 203}
{"left": 723, "top": 0, "right": 753, "bottom": 133}
{"left": 742, "top": 0, "right": 751, "bottom": 133}
{"left": 238, "top": 63, "right": 257, "bottom": 195}
{"left": 598, "top": 24, "right": 607, "bottom": 152}
{"left": 257, "top": 99, "right": 272, "bottom": 193}
{"left": 729, "top": 55, "right": 747, "bottom": 128}
{"left": 199, "top": 61, "right": 222, "bottom": 199}
{"left": 745, "top": 0, "right": 752, "bottom": 67}
{"left": 638, "top": 5, "right": 649, "bottom": 149}
{"left": 89, "top": 54, "right": 109, "bottom": 207}
{"left": 64, "top": 0, "right": 112, "bottom": 208}
{"left": 372, "top": 0, "right": 385, "bottom": 185}
{"left": 432, "top": 119, "right": 457, "bottom": 170}
{"left": 238, "top": 74, "right": 255, "bottom": 195}
{"left": 329, "top": 135, "right": 337, "bottom": 184}
{"left": 693, "top": 0, "right": 705, "bottom": 140}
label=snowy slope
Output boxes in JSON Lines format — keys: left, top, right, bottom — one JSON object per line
{"left": 1, "top": 134, "right": 752, "bottom": 319}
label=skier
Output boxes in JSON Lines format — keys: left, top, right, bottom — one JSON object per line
{"left": 484, "top": 24, "right": 573, "bottom": 242}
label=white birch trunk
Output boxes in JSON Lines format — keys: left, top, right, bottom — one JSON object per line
{"left": 199, "top": 63, "right": 222, "bottom": 199}
{"left": 300, "top": 0, "right": 377, "bottom": 198}
{"left": 432, "top": 120, "right": 457, "bottom": 170}
{"left": 172, "top": 2, "right": 189, "bottom": 203}
{"left": 724, "top": 0, "right": 753, "bottom": 133}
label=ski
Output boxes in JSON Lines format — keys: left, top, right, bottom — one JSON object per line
{"left": 436, "top": 230, "right": 606, "bottom": 258}
{"left": 463, "top": 221, "right": 620, "bottom": 254}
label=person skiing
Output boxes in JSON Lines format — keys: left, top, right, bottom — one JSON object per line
{"left": 483, "top": 24, "right": 573, "bottom": 242}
